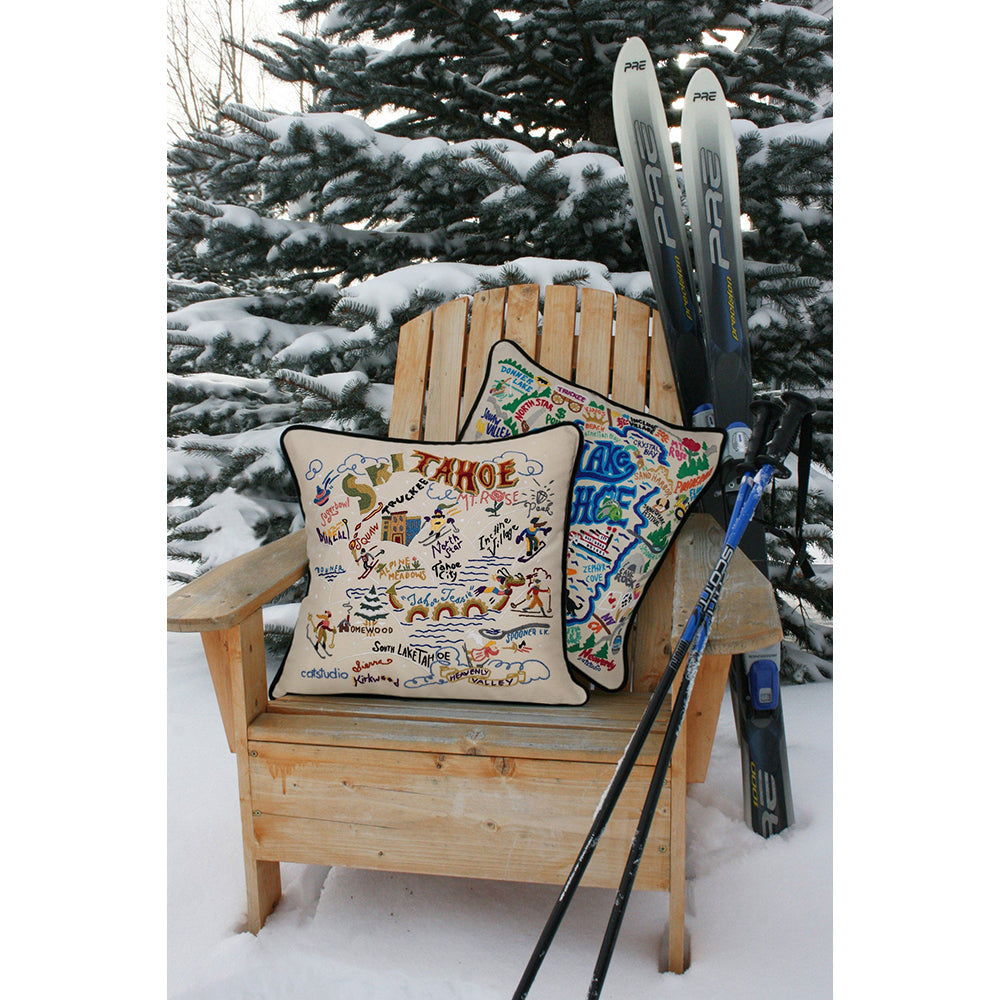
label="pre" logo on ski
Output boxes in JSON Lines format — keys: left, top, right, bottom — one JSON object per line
{"left": 699, "top": 146, "right": 740, "bottom": 343}
{"left": 622, "top": 59, "right": 646, "bottom": 72}
{"left": 633, "top": 119, "right": 677, "bottom": 252}
{"left": 699, "top": 147, "right": 730, "bottom": 271}
{"left": 691, "top": 91, "right": 717, "bottom": 101}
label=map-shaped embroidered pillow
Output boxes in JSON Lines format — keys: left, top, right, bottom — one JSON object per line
{"left": 271, "top": 422, "right": 588, "bottom": 705}
{"left": 460, "top": 339, "right": 725, "bottom": 691}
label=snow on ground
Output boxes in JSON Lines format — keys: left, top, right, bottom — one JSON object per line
{"left": 168, "top": 631, "right": 832, "bottom": 998}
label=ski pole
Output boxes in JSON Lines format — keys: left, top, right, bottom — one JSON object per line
{"left": 510, "top": 411, "right": 765, "bottom": 1000}
{"left": 510, "top": 396, "right": 790, "bottom": 1000}
{"left": 585, "top": 392, "right": 815, "bottom": 999}
{"left": 511, "top": 497, "right": 747, "bottom": 999}
{"left": 509, "top": 604, "right": 704, "bottom": 998}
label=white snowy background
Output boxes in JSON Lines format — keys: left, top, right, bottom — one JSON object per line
{"left": 5, "top": 6, "right": 997, "bottom": 999}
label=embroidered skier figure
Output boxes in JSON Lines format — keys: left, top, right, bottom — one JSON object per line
{"left": 511, "top": 567, "right": 552, "bottom": 617}
{"left": 351, "top": 543, "right": 385, "bottom": 579}
{"left": 307, "top": 609, "right": 336, "bottom": 656}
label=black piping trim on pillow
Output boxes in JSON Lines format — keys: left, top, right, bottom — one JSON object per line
{"left": 458, "top": 337, "right": 728, "bottom": 692}
{"left": 269, "top": 420, "right": 589, "bottom": 705}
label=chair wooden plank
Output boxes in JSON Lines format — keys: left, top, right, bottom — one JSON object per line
{"left": 249, "top": 744, "right": 672, "bottom": 891}
{"left": 229, "top": 611, "right": 282, "bottom": 932}
{"left": 251, "top": 697, "right": 669, "bottom": 765}
{"left": 388, "top": 310, "right": 433, "bottom": 439}
{"left": 671, "top": 513, "right": 783, "bottom": 653}
{"left": 504, "top": 283, "right": 540, "bottom": 356}
{"left": 684, "top": 654, "right": 732, "bottom": 784}
{"left": 666, "top": 666, "right": 688, "bottom": 971}
{"left": 462, "top": 286, "right": 507, "bottom": 423}
{"left": 538, "top": 284, "right": 577, "bottom": 378}
{"left": 261, "top": 689, "right": 669, "bottom": 734}
{"left": 424, "top": 297, "right": 469, "bottom": 439}
{"left": 611, "top": 295, "right": 650, "bottom": 411}
{"left": 575, "top": 288, "right": 614, "bottom": 394}
{"left": 649, "top": 311, "right": 684, "bottom": 424}
{"left": 200, "top": 629, "right": 237, "bottom": 752}
{"left": 167, "top": 529, "right": 308, "bottom": 632}
{"left": 253, "top": 809, "right": 669, "bottom": 891}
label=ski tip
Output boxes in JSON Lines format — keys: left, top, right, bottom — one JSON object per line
{"left": 684, "top": 66, "right": 726, "bottom": 105}
{"left": 615, "top": 36, "right": 653, "bottom": 76}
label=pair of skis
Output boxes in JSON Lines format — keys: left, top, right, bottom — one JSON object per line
{"left": 512, "top": 38, "right": 806, "bottom": 997}
{"left": 511, "top": 391, "right": 815, "bottom": 1000}
{"left": 613, "top": 36, "right": 794, "bottom": 838}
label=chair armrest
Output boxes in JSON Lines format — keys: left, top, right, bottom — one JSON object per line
{"left": 167, "top": 529, "right": 309, "bottom": 633}
{"left": 671, "top": 514, "right": 783, "bottom": 654}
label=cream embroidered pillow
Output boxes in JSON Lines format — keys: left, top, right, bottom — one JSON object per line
{"left": 271, "top": 422, "right": 588, "bottom": 704}
{"left": 461, "top": 339, "right": 725, "bottom": 691}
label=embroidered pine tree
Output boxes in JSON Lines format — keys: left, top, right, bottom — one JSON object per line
{"left": 678, "top": 450, "right": 710, "bottom": 479}
{"left": 356, "top": 586, "right": 388, "bottom": 622}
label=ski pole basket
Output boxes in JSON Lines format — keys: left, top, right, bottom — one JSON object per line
{"left": 167, "top": 284, "right": 783, "bottom": 975}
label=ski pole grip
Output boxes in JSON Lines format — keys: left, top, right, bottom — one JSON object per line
{"left": 756, "top": 391, "right": 816, "bottom": 477}
{"left": 739, "top": 398, "right": 782, "bottom": 472}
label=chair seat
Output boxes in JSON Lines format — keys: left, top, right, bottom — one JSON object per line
{"left": 255, "top": 690, "right": 668, "bottom": 764}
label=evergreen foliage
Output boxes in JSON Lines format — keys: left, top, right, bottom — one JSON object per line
{"left": 167, "top": 0, "right": 833, "bottom": 678}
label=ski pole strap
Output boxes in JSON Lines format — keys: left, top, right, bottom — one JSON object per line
{"left": 785, "top": 408, "right": 815, "bottom": 582}
{"left": 755, "top": 391, "right": 817, "bottom": 583}
{"left": 738, "top": 397, "right": 782, "bottom": 474}
{"left": 756, "top": 391, "right": 816, "bottom": 477}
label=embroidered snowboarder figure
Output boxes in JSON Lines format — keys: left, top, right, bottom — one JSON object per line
{"left": 516, "top": 517, "right": 550, "bottom": 561}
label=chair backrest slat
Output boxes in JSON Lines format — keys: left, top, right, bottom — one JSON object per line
{"left": 538, "top": 284, "right": 578, "bottom": 377}
{"left": 611, "top": 294, "right": 650, "bottom": 413}
{"left": 462, "top": 287, "right": 508, "bottom": 424}
{"left": 649, "top": 313, "right": 684, "bottom": 424}
{"left": 575, "top": 288, "right": 614, "bottom": 395}
{"left": 423, "top": 297, "right": 468, "bottom": 440}
{"left": 504, "top": 283, "right": 540, "bottom": 355}
{"left": 388, "top": 308, "right": 432, "bottom": 440}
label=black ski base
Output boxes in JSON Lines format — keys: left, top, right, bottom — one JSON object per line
{"left": 729, "top": 657, "right": 794, "bottom": 836}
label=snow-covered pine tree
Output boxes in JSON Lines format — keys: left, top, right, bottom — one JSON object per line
{"left": 168, "top": 1, "right": 832, "bottom": 678}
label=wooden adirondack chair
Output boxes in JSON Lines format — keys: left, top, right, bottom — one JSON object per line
{"left": 167, "top": 283, "right": 783, "bottom": 974}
